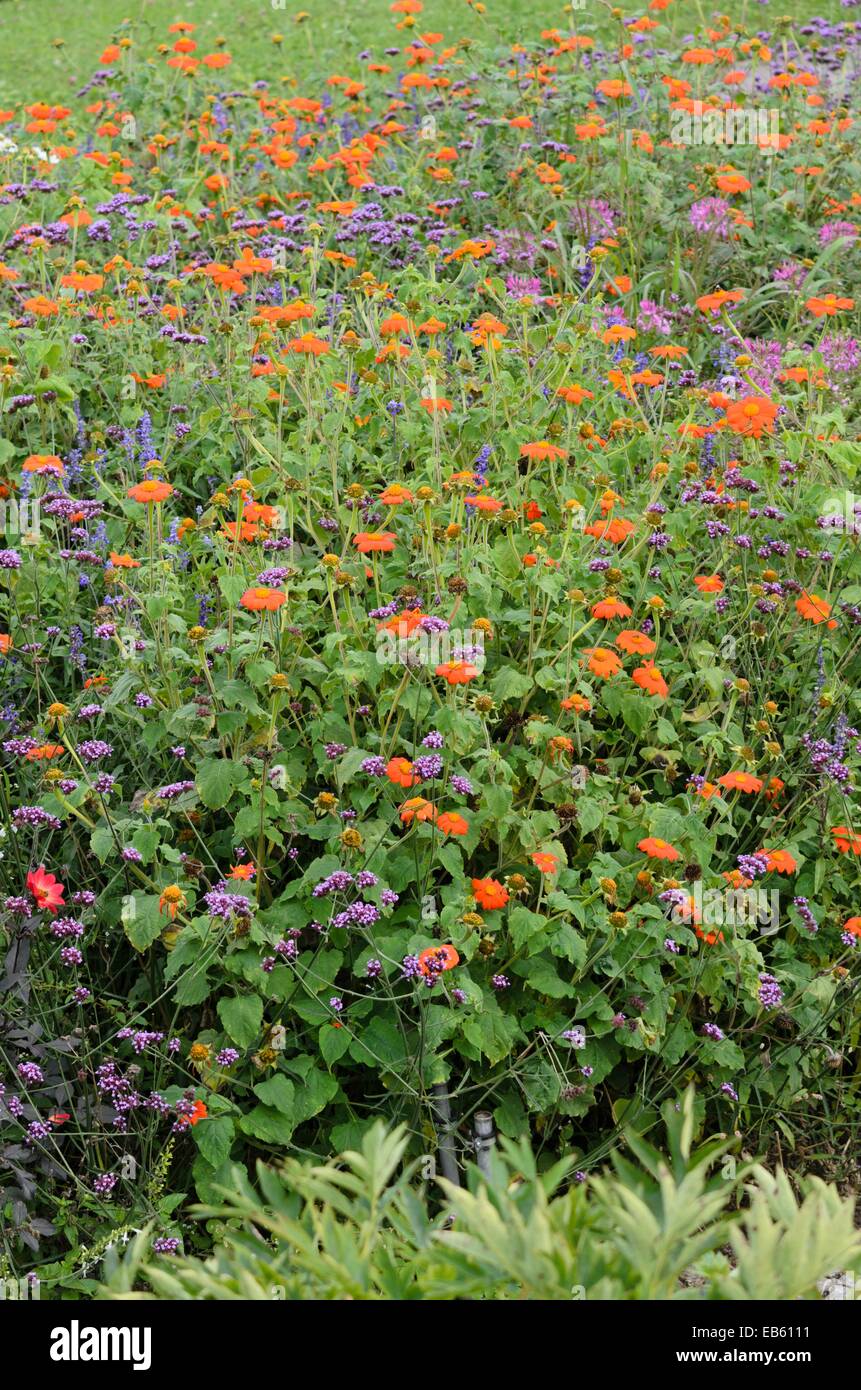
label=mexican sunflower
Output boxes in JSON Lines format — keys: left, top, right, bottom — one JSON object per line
{"left": 637, "top": 837, "right": 680, "bottom": 861}
{"left": 719, "top": 771, "right": 763, "bottom": 793}
{"left": 240, "top": 587, "right": 286, "bottom": 612}
{"left": 436, "top": 811, "right": 469, "bottom": 836}
{"left": 531, "top": 851, "right": 560, "bottom": 874}
{"left": 400, "top": 796, "right": 436, "bottom": 824}
{"left": 583, "top": 647, "right": 622, "bottom": 679}
{"left": 723, "top": 396, "right": 779, "bottom": 438}
{"left": 418, "top": 944, "right": 460, "bottom": 976}
{"left": 631, "top": 663, "right": 668, "bottom": 698}
{"left": 592, "top": 597, "right": 632, "bottom": 620}
{"left": 520, "top": 441, "right": 568, "bottom": 461}
{"left": 26, "top": 865, "right": 66, "bottom": 915}
{"left": 694, "top": 574, "right": 724, "bottom": 594}
{"left": 616, "top": 629, "right": 656, "bottom": 655}
{"left": 760, "top": 849, "right": 797, "bottom": 875}
{"left": 354, "top": 531, "right": 396, "bottom": 553}
{"left": 471, "top": 877, "right": 509, "bottom": 911}
{"left": 795, "top": 592, "right": 836, "bottom": 627}
{"left": 806, "top": 294, "right": 854, "bottom": 318}
{"left": 832, "top": 826, "right": 861, "bottom": 855}
{"left": 387, "top": 757, "right": 419, "bottom": 789}
{"left": 127, "top": 479, "right": 174, "bottom": 504}
{"left": 584, "top": 517, "right": 635, "bottom": 544}
{"left": 435, "top": 660, "right": 479, "bottom": 684}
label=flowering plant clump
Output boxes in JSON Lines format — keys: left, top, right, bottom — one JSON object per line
{"left": 1, "top": 4, "right": 861, "bottom": 1286}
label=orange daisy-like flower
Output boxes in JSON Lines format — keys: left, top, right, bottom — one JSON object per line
{"left": 561, "top": 693, "right": 591, "bottom": 713}
{"left": 718, "top": 770, "right": 763, "bottom": 794}
{"left": 520, "top": 441, "right": 568, "bottom": 461}
{"left": 387, "top": 757, "right": 419, "bottom": 789}
{"left": 240, "top": 586, "right": 286, "bottom": 612}
{"left": 420, "top": 396, "right": 452, "bottom": 413}
{"left": 379, "top": 484, "right": 414, "bottom": 506}
{"left": 354, "top": 531, "right": 396, "bottom": 553}
{"left": 806, "top": 293, "right": 854, "bottom": 318}
{"left": 471, "top": 877, "right": 510, "bottom": 911}
{"left": 435, "top": 660, "right": 479, "bottom": 685}
{"left": 582, "top": 647, "right": 622, "bottom": 679}
{"left": 531, "top": 851, "right": 560, "bottom": 874}
{"left": 694, "top": 574, "right": 724, "bottom": 594}
{"left": 760, "top": 849, "right": 797, "bottom": 875}
{"left": 723, "top": 395, "right": 779, "bottom": 438}
{"left": 795, "top": 592, "right": 835, "bottom": 626}
{"left": 127, "top": 480, "right": 174, "bottom": 504}
{"left": 616, "top": 629, "right": 656, "bottom": 656}
{"left": 842, "top": 916, "right": 861, "bottom": 939}
{"left": 696, "top": 926, "right": 725, "bottom": 946}
{"left": 467, "top": 495, "right": 503, "bottom": 512}
{"left": 832, "top": 826, "right": 861, "bottom": 855}
{"left": 557, "top": 384, "right": 594, "bottom": 405}
{"left": 418, "top": 943, "right": 460, "bottom": 976}
{"left": 24, "top": 744, "right": 64, "bottom": 761}
{"left": 631, "top": 663, "right": 668, "bottom": 698}
{"left": 23, "top": 453, "right": 64, "bottom": 475}
{"left": 592, "top": 597, "right": 632, "bottom": 620}
{"left": 637, "top": 836, "right": 680, "bottom": 861}
{"left": 108, "top": 551, "right": 140, "bottom": 569}
{"left": 695, "top": 289, "right": 743, "bottom": 314}
{"left": 228, "top": 863, "right": 256, "bottom": 880}
{"left": 400, "top": 796, "right": 437, "bottom": 824}
{"left": 584, "top": 517, "right": 635, "bottom": 544}
{"left": 436, "top": 811, "right": 469, "bottom": 837}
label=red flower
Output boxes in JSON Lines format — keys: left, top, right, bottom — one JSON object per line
{"left": 26, "top": 865, "right": 65, "bottom": 915}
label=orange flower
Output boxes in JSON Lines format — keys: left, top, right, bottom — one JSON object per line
{"left": 582, "top": 647, "right": 622, "bottom": 679}
{"left": 437, "top": 811, "right": 469, "bottom": 836}
{"left": 420, "top": 396, "right": 452, "bottom": 412}
{"left": 24, "top": 744, "right": 64, "bottom": 761}
{"left": 186, "top": 1100, "right": 209, "bottom": 1126}
{"left": 108, "top": 551, "right": 140, "bottom": 568}
{"left": 435, "top": 660, "right": 479, "bottom": 684}
{"left": 584, "top": 517, "right": 635, "bottom": 544}
{"left": 0, "top": 634, "right": 11, "bottom": 656}
{"left": 561, "top": 693, "right": 591, "bottom": 713}
{"left": 696, "top": 926, "right": 725, "bottom": 946}
{"left": 24, "top": 295, "right": 60, "bottom": 316}
{"left": 843, "top": 916, "right": 861, "bottom": 938}
{"left": 387, "top": 757, "right": 419, "bottom": 789}
{"left": 631, "top": 663, "right": 668, "bottom": 698}
{"left": 520, "top": 441, "right": 567, "bottom": 461}
{"left": 832, "top": 826, "right": 861, "bottom": 855}
{"left": 724, "top": 396, "right": 779, "bottom": 438}
{"left": 127, "top": 480, "right": 174, "bottom": 504}
{"left": 228, "top": 863, "right": 256, "bottom": 880}
{"left": 591, "top": 597, "right": 632, "bottom": 620}
{"left": 240, "top": 587, "right": 286, "bottom": 611}
{"left": 158, "top": 884, "right": 187, "bottom": 919}
{"left": 531, "top": 851, "right": 559, "bottom": 874}
{"left": 471, "top": 877, "right": 509, "bottom": 911}
{"left": 637, "top": 837, "right": 680, "bottom": 861}
{"left": 616, "top": 629, "right": 656, "bottom": 655}
{"left": 718, "top": 770, "right": 763, "bottom": 794}
{"left": 695, "top": 289, "right": 744, "bottom": 314}
{"left": 557, "top": 384, "right": 594, "bottom": 405}
{"left": 806, "top": 293, "right": 854, "bottom": 318}
{"left": 596, "top": 79, "right": 632, "bottom": 99}
{"left": 379, "top": 484, "right": 414, "bottom": 506}
{"left": 400, "top": 796, "right": 436, "bottom": 824}
{"left": 467, "top": 495, "right": 503, "bottom": 512}
{"left": 23, "top": 453, "right": 64, "bottom": 475}
{"left": 418, "top": 943, "right": 460, "bottom": 976}
{"left": 354, "top": 531, "right": 396, "bottom": 553}
{"left": 760, "top": 849, "right": 797, "bottom": 875}
{"left": 694, "top": 574, "right": 724, "bottom": 594}
{"left": 795, "top": 592, "right": 835, "bottom": 625}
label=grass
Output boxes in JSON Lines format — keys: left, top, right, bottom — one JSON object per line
{"left": 0, "top": 0, "right": 850, "bottom": 106}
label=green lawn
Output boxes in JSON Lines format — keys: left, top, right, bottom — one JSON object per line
{"left": 0, "top": 0, "right": 849, "bottom": 106}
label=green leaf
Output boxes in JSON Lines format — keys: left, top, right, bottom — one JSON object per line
{"left": 196, "top": 757, "right": 245, "bottom": 810}
{"left": 217, "top": 994, "right": 263, "bottom": 1048}
{"left": 123, "top": 894, "right": 164, "bottom": 951}
{"left": 193, "top": 1116, "right": 234, "bottom": 1168}
{"left": 239, "top": 1105, "right": 296, "bottom": 1145}
{"left": 252, "top": 1074, "right": 295, "bottom": 1114}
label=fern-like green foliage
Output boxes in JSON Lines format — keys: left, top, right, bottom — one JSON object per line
{"left": 97, "top": 1090, "right": 861, "bottom": 1302}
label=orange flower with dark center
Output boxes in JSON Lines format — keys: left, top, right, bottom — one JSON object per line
{"left": 27, "top": 865, "right": 66, "bottom": 914}
{"left": 472, "top": 877, "right": 510, "bottom": 911}
{"left": 127, "top": 480, "right": 174, "bottom": 504}
{"left": 240, "top": 587, "right": 286, "bottom": 611}
{"left": 724, "top": 396, "right": 779, "bottom": 438}
{"left": 637, "top": 837, "right": 680, "bottom": 861}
